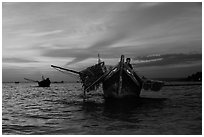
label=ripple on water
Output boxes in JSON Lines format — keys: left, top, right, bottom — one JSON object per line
{"left": 2, "top": 82, "right": 202, "bottom": 135}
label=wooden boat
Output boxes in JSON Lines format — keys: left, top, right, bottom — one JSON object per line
{"left": 51, "top": 55, "right": 144, "bottom": 99}
{"left": 51, "top": 55, "right": 165, "bottom": 99}
{"left": 101, "top": 55, "right": 143, "bottom": 99}
{"left": 38, "top": 78, "right": 51, "bottom": 87}
{"left": 24, "top": 77, "right": 51, "bottom": 87}
{"left": 51, "top": 55, "right": 201, "bottom": 100}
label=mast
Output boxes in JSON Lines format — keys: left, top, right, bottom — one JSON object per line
{"left": 118, "top": 55, "right": 124, "bottom": 96}
{"left": 98, "top": 53, "right": 101, "bottom": 64}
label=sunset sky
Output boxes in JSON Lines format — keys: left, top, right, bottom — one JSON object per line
{"left": 2, "top": 2, "right": 202, "bottom": 82}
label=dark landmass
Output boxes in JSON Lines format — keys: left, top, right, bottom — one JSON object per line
{"left": 186, "top": 72, "right": 202, "bottom": 81}
{"left": 151, "top": 77, "right": 187, "bottom": 82}
{"left": 152, "top": 72, "right": 202, "bottom": 82}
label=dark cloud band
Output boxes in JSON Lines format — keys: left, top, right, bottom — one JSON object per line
{"left": 133, "top": 53, "right": 202, "bottom": 67}
{"left": 3, "top": 57, "right": 38, "bottom": 63}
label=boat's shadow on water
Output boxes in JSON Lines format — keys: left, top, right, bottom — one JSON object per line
{"left": 82, "top": 97, "right": 168, "bottom": 115}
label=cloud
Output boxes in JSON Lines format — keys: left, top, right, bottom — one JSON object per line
{"left": 133, "top": 53, "right": 202, "bottom": 68}
{"left": 61, "top": 3, "right": 201, "bottom": 65}
{"left": 42, "top": 48, "right": 98, "bottom": 65}
{"left": 3, "top": 57, "right": 38, "bottom": 63}
{"left": 22, "top": 30, "right": 63, "bottom": 37}
{"left": 3, "top": 3, "right": 202, "bottom": 81}
{"left": 42, "top": 35, "right": 202, "bottom": 66}
{"left": 42, "top": 37, "right": 201, "bottom": 66}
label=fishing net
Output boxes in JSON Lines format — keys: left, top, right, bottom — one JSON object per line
{"left": 79, "top": 62, "right": 106, "bottom": 91}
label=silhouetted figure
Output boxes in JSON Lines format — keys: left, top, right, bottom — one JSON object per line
{"left": 46, "top": 78, "right": 50, "bottom": 83}
{"left": 125, "top": 58, "right": 133, "bottom": 69}
{"left": 125, "top": 58, "right": 143, "bottom": 88}
{"left": 42, "top": 75, "right": 45, "bottom": 80}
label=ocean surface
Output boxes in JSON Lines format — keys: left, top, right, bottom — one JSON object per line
{"left": 2, "top": 82, "right": 202, "bottom": 135}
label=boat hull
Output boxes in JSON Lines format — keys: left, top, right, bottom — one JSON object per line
{"left": 102, "top": 62, "right": 143, "bottom": 99}
{"left": 38, "top": 81, "right": 50, "bottom": 87}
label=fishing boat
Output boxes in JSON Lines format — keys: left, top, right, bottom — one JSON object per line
{"left": 38, "top": 78, "right": 51, "bottom": 87}
{"left": 51, "top": 55, "right": 164, "bottom": 99}
{"left": 24, "top": 77, "right": 51, "bottom": 87}
{"left": 51, "top": 55, "right": 202, "bottom": 100}
{"left": 101, "top": 55, "right": 143, "bottom": 99}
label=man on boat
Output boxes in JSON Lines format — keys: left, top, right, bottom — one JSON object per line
{"left": 41, "top": 76, "right": 50, "bottom": 83}
{"left": 125, "top": 58, "right": 133, "bottom": 69}
{"left": 125, "top": 57, "right": 144, "bottom": 88}
{"left": 46, "top": 78, "right": 51, "bottom": 84}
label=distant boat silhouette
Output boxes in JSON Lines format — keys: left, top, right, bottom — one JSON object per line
{"left": 24, "top": 76, "right": 51, "bottom": 87}
{"left": 38, "top": 78, "right": 51, "bottom": 87}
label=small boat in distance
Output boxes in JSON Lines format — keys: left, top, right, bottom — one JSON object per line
{"left": 24, "top": 76, "right": 51, "bottom": 87}
{"left": 38, "top": 78, "right": 51, "bottom": 87}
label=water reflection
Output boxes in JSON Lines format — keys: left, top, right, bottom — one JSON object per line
{"left": 82, "top": 97, "right": 167, "bottom": 121}
{"left": 83, "top": 97, "right": 167, "bottom": 113}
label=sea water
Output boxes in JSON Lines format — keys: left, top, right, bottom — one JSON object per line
{"left": 2, "top": 82, "right": 202, "bottom": 135}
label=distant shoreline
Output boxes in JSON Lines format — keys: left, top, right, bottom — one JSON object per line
{"left": 2, "top": 81, "right": 79, "bottom": 84}
{"left": 151, "top": 77, "right": 190, "bottom": 82}
{"left": 2, "top": 78, "right": 202, "bottom": 83}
